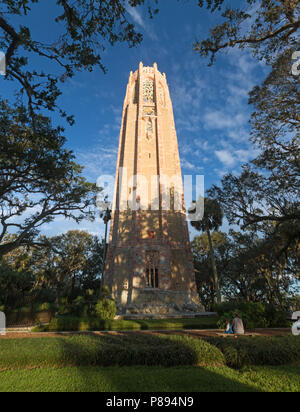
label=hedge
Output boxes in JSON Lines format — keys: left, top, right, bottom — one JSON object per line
{"left": 206, "top": 336, "right": 300, "bottom": 368}
{"left": 32, "top": 316, "right": 218, "bottom": 332}
{"left": 0, "top": 334, "right": 225, "bottom": 370}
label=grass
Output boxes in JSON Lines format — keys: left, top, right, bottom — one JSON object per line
{"left": 32, "top": 316, "right": 218, "bottom": 332}
{"left": 1, "top": 334, "right": 299, "bottom": 392}
{"left": 0, "top": 364, "right": 299, "bottom": 392}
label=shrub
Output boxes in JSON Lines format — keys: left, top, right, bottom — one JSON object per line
{"left": 206, "top": 336, "right": 300, "bottom": 368}
{"left": 94, "top": 287, "right": 117, "bottom": 320}
{"left": 57, "top": 297, "right": 69, "bottom": 316}
{"left": 214, "top": 301, "right": 289, "bottom": 329}
{"left": 68, "top": 296, "right": 87, "bottom": 317}
{"left": 34, "top": 302, "right": 55, "bottom": 313}
{"left": 95, "top": 298, "right": 116, "bottom": 320}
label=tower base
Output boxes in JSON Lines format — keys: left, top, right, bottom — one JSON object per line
{"left": 115, "top": 288, "right": 204, "bottom": 315}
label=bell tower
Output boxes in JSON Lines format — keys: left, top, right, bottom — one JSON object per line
{"left": 104, "top": 62, "right": 202, "bottom": 315}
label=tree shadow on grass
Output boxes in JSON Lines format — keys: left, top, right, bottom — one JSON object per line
{"left": 57, "top": 333, "right": 261, "bottom": 392}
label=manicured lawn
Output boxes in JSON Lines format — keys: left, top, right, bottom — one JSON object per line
{"left": 0, "top": 364, "right": 299, "bottom": 392}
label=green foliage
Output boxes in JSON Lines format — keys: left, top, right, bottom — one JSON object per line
{"left": 189, "top": 198, "right": 224, "bottom": 304}
{"left": 190, "top": 197, "right": 224, "bottom": 233}
{"left": 198, "top": 0, "right": 300, "bottom": 308}
{"left": 33, "top": 316, "right": 218, "bottom": 332}
{"left": 0, "top": 0, "right": 160, "bottom": 122}
{"left": 193, "top": 226, "right": 298, "bottom": 310}
{"left": 290, "top": 295, "right": 300, "bottom": 311}
{"left": 31, "top": 230, "right": 103, "bottom": 307}
{"left": 206, "top": 336, "right": 300, "bottom": 368}
{"left": 192, "top": 231, "right": 230, "bottom": 310}
{"left": 0, "top": 259, "right": 34, "bottom": 311}
{"left": 0, "top": 101, "right": 98, "bottom": 258}
{"left": 1, "top": 334, "right": 300, "bottom": 374}
{"left": 95, "top": 298, "right": 116, "bottom": 320}
{"left": 0, "top": 334, "right": 225, "bottom": 369}
{"left": 6, "top": 306, "right": 52, "bottom": 326}
{"left": 207, "top": 34, "right": 300, "bottom": 299}
{"left": 1, "top": 230, "right": 105, "bottom": 323}
{"left": 194, "top": 1, "right": 300, "bottom": 64}
{"left": 68, "top": 296, "right": 87, "bottom": 317}
{"left": 1, "top": 364, "right": 300, "bottom": 392}
{"left": 214, "top": 301, "right": 289, "bottom": 329}
{"left": 34, "top": 302, "right": 55, "bottom": 313}
{"left": 94, "top": 286, "right": 116, "bottom": 320}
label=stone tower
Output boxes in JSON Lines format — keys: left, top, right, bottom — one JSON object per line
{"left": 104, "top": 62, "right": 201, "bottom": 315}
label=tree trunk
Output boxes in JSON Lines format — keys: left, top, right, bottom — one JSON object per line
{"left": 207, "top": 229, "right": 221, "bottom": 304}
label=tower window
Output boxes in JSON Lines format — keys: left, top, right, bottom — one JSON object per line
{"left": 145, "top": 251, "right": 159, "bottom": 289}
{"left": 146, "top": 268, "right": 159, "bottom": 288}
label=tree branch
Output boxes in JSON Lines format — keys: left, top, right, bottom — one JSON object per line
{"left": 0, "top": 15, "right": 22, "bottom": 64}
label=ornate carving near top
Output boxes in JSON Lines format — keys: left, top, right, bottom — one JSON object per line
{"left": 146, "top": 118, "right": 153, "bottom": 133}
{"left": 143, "top": 79, "right": 154, "bottom": 103}
{"left": 145, "top": 117, "right": 154, "bottom": 141}
{"left": 143, "top": 107, "right": 156, "bottom": 116}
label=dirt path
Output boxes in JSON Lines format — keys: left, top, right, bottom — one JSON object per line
{"left": 0, "top": 328, "right": 292, "bottom": 339}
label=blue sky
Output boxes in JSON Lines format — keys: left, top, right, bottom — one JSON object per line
{"left": 2, "top": 0, "right": 268, "bottom": 239}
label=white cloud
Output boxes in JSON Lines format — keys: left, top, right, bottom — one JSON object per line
{"left": 126, "top": 6, "right": 158, "bottom": 41}
{"left": 76, "top": 145, "right": 118, "bottom": 182}
{"left": 215, "top": 150, "right": 236, "bottom": 167}
{"left": 181, "top": 157, "right": 204, "bottom": 172}
{"left": 41, "top": 217, "right": 105, "bottom": 239}
{"left": 203, "top": 111, "right": 248, "bottom": 131}
{"left": 127, "top": 7, "right": 145, "bottom": 28}
{"left": 235, "top": 148, "right": 260, "bottom": 163}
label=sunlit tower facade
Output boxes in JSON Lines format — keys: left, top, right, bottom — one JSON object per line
{"left": 104, "top": 62, "right": 201, "bottom": 315}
